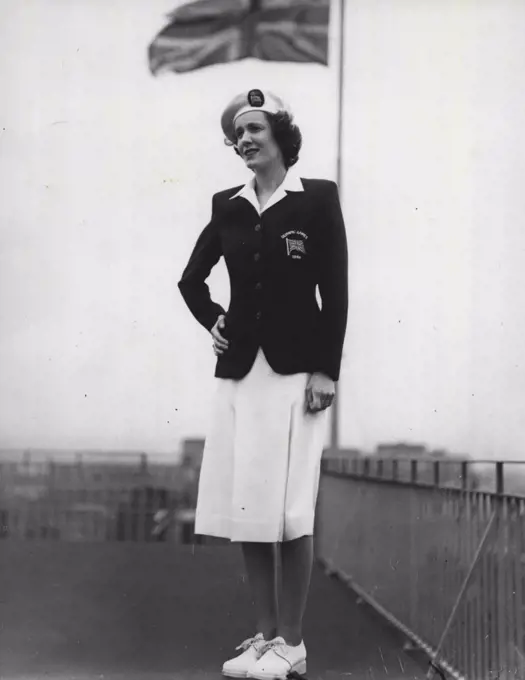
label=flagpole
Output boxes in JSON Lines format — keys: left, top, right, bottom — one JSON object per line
{"left": 330, "top": 0, "right": 346, "bottom": 453}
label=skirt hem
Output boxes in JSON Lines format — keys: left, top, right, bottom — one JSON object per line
{"left": 195, "top": 513, "right": 316, "bottom": 543}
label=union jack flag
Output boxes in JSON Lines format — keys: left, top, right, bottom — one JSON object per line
{"left": 286, "top": 237, "right": 306, "bottom": 256}
{"left": 148, "top": 0, "right": 330, "bottom": 75}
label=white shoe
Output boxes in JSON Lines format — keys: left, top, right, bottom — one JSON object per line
{"left": 247, "top": 637, "right": 307, "bottom": 680}
{"left": 222, "top": 633, "right": 268, "bottom": 678}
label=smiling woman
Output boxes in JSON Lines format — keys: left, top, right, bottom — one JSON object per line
{"left": 230, "top": 109, "right": 303, "bottom": 176}
{"left": 177, "top": 88, "right": 348, "bottom": 680}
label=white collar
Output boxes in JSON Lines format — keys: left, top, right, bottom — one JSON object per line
{"left": 229, "top": 168, "right": 304, "bottom": 214}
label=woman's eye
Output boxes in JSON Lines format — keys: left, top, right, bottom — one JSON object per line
{"left": 235, "top": 125, "right": 262, "bottom": 139}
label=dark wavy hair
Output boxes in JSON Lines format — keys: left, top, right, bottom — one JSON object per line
{"left": 226, "top": 111, "right": 303, "bottom": 169}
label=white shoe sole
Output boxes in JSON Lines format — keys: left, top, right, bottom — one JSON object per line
{"left": 222, "top": 670, "right": 250, "bottom": 679}
{"left": 246, "top": 659, "right": 307, "bottom": 680}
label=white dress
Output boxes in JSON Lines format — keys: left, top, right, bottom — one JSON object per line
{"left": 194, "top": 171, "right": 330, "bottom": 543}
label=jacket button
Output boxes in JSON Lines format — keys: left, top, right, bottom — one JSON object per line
{"left": 255, "top": 282, "right": 262, "bottom": 290}
{"left": 254, "top": 224, "right": 262, "bottom": 232}
{"left": 256, "top": 311, "right": 262, "bottom": 320}
{"left": 254, "top": 252, "right": 260, "bottom": 262}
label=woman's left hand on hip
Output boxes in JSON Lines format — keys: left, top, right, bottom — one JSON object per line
{"left": 305, "top": 373, "right": 335, "bottom": 413}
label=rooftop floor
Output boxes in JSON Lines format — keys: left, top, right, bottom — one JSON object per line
{"left": 1, "top": 541, "right": 426, "bottom": 680}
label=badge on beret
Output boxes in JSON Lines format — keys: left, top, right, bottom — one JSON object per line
{"left": 247, "top": 89, "right": 265, "bottom": 107}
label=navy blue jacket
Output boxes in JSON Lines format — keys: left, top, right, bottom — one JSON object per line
{"left": 178, "top": 178, "right": 348, "bottom": 382}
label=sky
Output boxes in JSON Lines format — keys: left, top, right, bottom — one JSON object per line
{"left": 1, "top": 0, "right": 524, "bottom": 461}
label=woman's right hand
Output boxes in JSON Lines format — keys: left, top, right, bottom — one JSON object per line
{"left": 211, "top": 314, "right": 229, "bottom": 356}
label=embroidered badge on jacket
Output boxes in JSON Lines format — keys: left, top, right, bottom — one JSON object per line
{"left": 282, "top": 230, "right": 308, "bottom": 260}
{"left": 286, "top": 238, "right": 306, "bottom": 257}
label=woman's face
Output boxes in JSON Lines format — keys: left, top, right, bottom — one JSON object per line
{"left": 234, "top": 111, "right": 283, "bottom": 171}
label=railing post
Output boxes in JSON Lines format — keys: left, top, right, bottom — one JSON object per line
{"left": 411, "top": 459, "right": 418, "bottom": 484}
{"left": 433, "top": 460, "right": 440, "bottom": 487}
{"left": 392, "top": 459, "right": 398, "bottom": 482}
{"left": 494, "top": 461, "right": 506, "bottom": 675}
{"left": 363, "top": 457, "right": 370, "bottom": 478}
{"left": 409, "top": 458, "right": 418, "bottom": 634}
{"left": 377, "top": 459, "right": 383, "bottom": 479}
{"left": 461, "top": 461, "right": 468, "bottom": 490}
{"left": 495, "top": 462, "right": 504, "bottom": 495}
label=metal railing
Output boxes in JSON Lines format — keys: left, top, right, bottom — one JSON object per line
{"left": 3, "top": 451, "right": 524, "bottom": 677}
{"left": 315, "top": 457, "right": 525, "bottom": 680}
{"left": 0, "top": 454, "right": 206, "bottom": 544}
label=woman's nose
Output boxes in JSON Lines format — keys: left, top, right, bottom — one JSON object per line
{"left": 239, "top": 130, "right": 251, "bottom": 145}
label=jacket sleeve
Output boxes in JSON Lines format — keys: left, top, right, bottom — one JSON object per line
{"left": 178, "top": 193, "right": 226, "bottom": 332}
{"left": 316, "top": 181, "right": 349, "bottom": 382}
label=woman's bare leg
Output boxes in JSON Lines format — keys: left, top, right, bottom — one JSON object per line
{"left": 241, "top": 542, "right": 279, "bottom": 641}
{"left": 278, "top": 535, "right": 313, "bottom": 646}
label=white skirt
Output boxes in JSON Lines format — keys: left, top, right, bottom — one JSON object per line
{"left": 194, "top": 348, "right": 329, "bottom": 543}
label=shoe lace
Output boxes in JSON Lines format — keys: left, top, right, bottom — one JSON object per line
{"left": 259, "top": 638, "right": 300, "bottom": 669}
{"left": 259, "top": 637, "right": 287, "bottom": 657}
{"left": 235, "top": 634, "right": 264, "bottom": 652}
